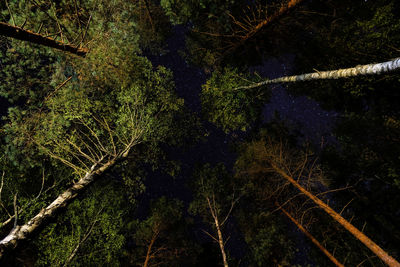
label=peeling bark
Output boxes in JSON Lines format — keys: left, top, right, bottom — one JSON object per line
{"left": 214, "top": 216, "right": 229, "bottom": 267}
{"left": 0, "top": 158, "right": 117, "bottom": 258}
{"left": 0, "top": 22, "right": 88, "bottom": 56}
{"left": 206, "top": 196, "right": 229, "bottom": 267}
{"left": 234, "top": 57, "right": 400, "bottom": 90}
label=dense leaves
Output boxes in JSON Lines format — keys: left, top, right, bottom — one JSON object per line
{"left": 201, "top": 67, "right": 268, "bottom": 132}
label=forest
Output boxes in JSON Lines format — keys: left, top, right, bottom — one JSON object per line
{"left": 0, "top": 0, "right": 399, "bottom": 266}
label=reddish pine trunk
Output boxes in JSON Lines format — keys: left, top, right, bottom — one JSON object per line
{"left": 277, "top": 203, "right": 344, "bottom": 267}
{"left": 270, "top": 162, "right": 400, "bottom": 267}
{"left": 222, "top": 0, "right": 304, "bottom": 57}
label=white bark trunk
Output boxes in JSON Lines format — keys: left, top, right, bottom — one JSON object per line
{"left": 214, "top": 216, "right": 229, "bottom": 267}
{"left": 234, "top": 58, "right": 400, "bottom": 90}
{"left": 0, "top": 158, "right": 116, "bottom": 258}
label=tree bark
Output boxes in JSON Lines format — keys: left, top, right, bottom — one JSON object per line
{"left": 223, "top": 0, "right": 304, "bottom": 57}
{"left": 270, "top": 161, "right": 400, "bottom": 267}
{"left": 0, "top": 22, "right": 88, "bottom": 56}
{"left": 0, "top": 158, "right": 117, "bottom": 259}
{"left": 234, "top": 57, "right": 400, "bottom": 90}
{"left": 143, "top": 228, "right": 159, "bottom": 267}
{"left": 214, "top": 216, "right": 229, "bottom": 267}
{"left": 206, "top": 196, "right": 229, "bottom": 267}
{"left": 240, "top": 0, "right": 304, "bottom": 42}
{"left": 277, "top": 203, "right": 344, "bottom": 267}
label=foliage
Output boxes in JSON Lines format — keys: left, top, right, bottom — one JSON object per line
{"left": 35, "top": 181, "right": 126, "bottom": 266}
{"left": 0, "top": 40, "right": 57, "bottom": 105}
{"left": 189, "top": 163, "right": 238, "bottom": 221}
{"left": 160, "top": 0, "right": 235, "bottom": 26}
{"left": 289, "top": 0, "right": 400, "bottom": 110}
{"left": 236, "top": 207, "right": 296, "bottom": 266}
{"left": 124, "top": 196, "right": 199, "bottom": 266}
{"left": 133, "top": 0, "right": 172, "bottom": 53}
{"left": 4, "top": 29, "right": 184, "bottom": 176}
{"left": 201, "top": 67, "right": 268, "bottom": 133}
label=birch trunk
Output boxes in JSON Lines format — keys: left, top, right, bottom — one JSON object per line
{"left": 270, "top": 161, "right": 400, "bottom": 267}
{"left": 277, "top": 203, "right": 344, "bottom": 267}
{"left": 234, "top": 58, "right": 400, "bottom": 90}
{"left": 214, "top": 216, "right": 229, "bottom": 267}
{"left": 0, "top": 22, "right": 88, "bottom": 56}
{"left": 0, "top": 158, "right": 117, "bottom": 258}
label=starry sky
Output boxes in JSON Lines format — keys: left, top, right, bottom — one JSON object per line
{"left": 251, "top": 56, "right": 339, "bottom": 147}
{"left": 149, "top": 25, "right": 340, "bottom": 150}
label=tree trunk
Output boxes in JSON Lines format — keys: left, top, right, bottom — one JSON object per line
{"left": 270, "top": 162, "right": 400, "bottom": 267}
{"left": 143, "top": 229, "right": 159, "bottom": 267}
{"left": 241, "top": 0, "right": 304, "bottom": 42}
{"left": 277, "top": 203, "right": 344, "bottom": 267}
{"left": 222, "top": 0, "right": 304, "bottom": 57}
{"left": 234, "top": 57, "right": 400, "bottom": 90}
{"left": 0, "top": 22, "right": 88, "bottom": 56}
{"left": 0, "top": 158, "right": 117, "bottom": 259}
{"left": 214, "top": 216, "right": 229, "bottom": 267}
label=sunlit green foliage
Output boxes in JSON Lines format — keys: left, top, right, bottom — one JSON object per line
{"left": 201, "top": 67, "right": 268, "bottom": 133}
{"left": 5, "top": 28, "right": 184, "bottom": 177}
{"left": 35, "top": 181, "right": 126, "bottom": 266}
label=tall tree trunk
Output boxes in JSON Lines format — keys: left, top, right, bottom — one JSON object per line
{"left": 0, "top": 158, "right": 118, "bottom": 259}
{"left": 234, "top": 57, "right": 400, "bottom": 90}
{"left": 270, "top": 161, "right": 400, "bottom": 267}
{"left": 214, "top": 215, "right": 229, "bottom": 267}
{"left": 0, "top": 22, "right": 88, "bottom": 56}
{"left": 277, "top": 203, "right": 344, "bottom": 267}
{"left": 206, "top": 196, "right": 229, "bottom": 267}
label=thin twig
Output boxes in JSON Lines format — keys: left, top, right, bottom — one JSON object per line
{"left": 5, "top": 0, "right": 16, "bottom": 26}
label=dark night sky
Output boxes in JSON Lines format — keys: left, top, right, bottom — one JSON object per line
{"left": 148, "top": 26, "right": 339, "bottom": 149}
{"left": 251, "top": 56, "right": 339, "bottom": 147}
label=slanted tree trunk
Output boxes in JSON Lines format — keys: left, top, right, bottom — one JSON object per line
{"left": 143, "top": 227, "right": 160, "bottom": 267}
{"left": 222, "top": 0, "right": 304, "bottom": 57}
{"left": 0, "top": 157, "right": 119, "bottom": 259}
{"left": 269, "top": 161, "right": 400, "bottom": 267}
{"left": 0, "top": 22, "right": 88, "bottom": 56}
{"left": 239, "top": 0, "right": 304, "bottom": 43}
{"left": 276, "top": 203, "right": 344, "bottom": 267}
{"left": 234, "top": 57, "right": 400, "bottom": 90}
